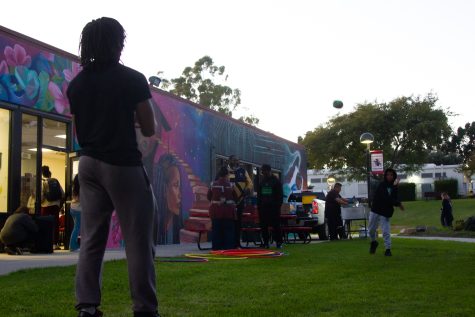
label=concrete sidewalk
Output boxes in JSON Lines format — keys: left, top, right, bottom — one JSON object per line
{"left": 0, "top": 242, "right": 211, "bottom": 276}
{"left": 394, "top": 235, "right": 475, "bottom": 243}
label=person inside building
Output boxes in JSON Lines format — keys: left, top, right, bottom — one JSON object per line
{"left": 369, "top": 168, "right": 404, "bottom": 256}
{"left": 325, "top": 183, "right": 349, "bottom": 240}
{"left": 440, "top": 192, "right": 454, "bottom": 227}
{"left": 227, "top": 155, "right": 253, "bottom": 248}
{"left": 69, "top": 174, "right": 81, "bottom": 251}
{"left": 40, "top": 165, "right": 64, "bottom": 250}
{"left": 67, "top": 17, "right": 159, "bottom": 317}
{"left": 257, "top": 164, "right": 284, "bottom": 249}
{"left": 207, "top": 166, "right": 237, "bottom": 250}
{"left": 0, "top": 206, "right": 38, "bottom": 255}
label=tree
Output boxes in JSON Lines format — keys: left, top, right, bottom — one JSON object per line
{"left": 443, "top": 121, "right": 475, "bottom": 178}
{"left": 301, "top": 94, "right": 453, "bottom": 180}
{"left": 159, "top": 56, "right": 259, "bottom": 125}
{"left": 425, "top": 151, "right": 462, "bottom": 165}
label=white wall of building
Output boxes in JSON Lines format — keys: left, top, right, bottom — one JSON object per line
{"left": 308, "top": 164, "right": 470, "bottom": 199}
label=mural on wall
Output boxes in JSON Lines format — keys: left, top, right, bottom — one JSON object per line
{"left": 0, "top": 31, "right": 79, "bottom": 116}
{"left": 0, "top": 28, "right": 306, "bottom": 246}
{"left": 135, "top": 91, "right": 307, "bottom": 244}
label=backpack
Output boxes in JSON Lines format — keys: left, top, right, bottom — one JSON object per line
{"left": 44, "top": 178, "right": 62, "bottom": 201}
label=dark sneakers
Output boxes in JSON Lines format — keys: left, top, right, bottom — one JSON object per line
{"left": 78, "top": 309, "right": 103, "bottom": 317}
{"left": 384, "top": 249, "right": 392, "bottom": 256}
{"left": 369, "top": 241, "right": 379, "bottom": 254}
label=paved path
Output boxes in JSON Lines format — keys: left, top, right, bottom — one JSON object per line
{"left": 0, "top": 242, "right": 211, "bottom": 276}
{"left": 394, "top": 236, "right": 475, "bottom": 243}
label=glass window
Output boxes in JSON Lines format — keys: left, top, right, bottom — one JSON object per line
{"left": 421, "top": 173, "right": 433, "bottom": 179}
{"left": 42, "top": 119, "right": 67, "bottom": 202}
{"left": 43, "top": 118, "right": 67, "bottom": 149}
{"left": 0, "top": 109, "right": 10, "bottom": 212}
{"left": 21, "top": 114, "right": 38, "bottom": 213}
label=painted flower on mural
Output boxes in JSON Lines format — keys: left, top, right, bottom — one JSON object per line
{"left": 15, "top": 66, "right": 40, "bottom": 100}
{"left": 0, "top": 60, "right": 7, "bottom": 75}
{"left": 4, "top": 44, "right": 31, "bottom": 67}
{"left": 0, "top": 37, "right": 78, "bottom": 116}
{"left": 48, "top": 81, "right": 69, "bottom": 114}
{"left": 63, "top": 62, "right": 81, "bottom": 82}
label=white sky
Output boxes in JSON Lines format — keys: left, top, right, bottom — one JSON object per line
{"left": 2, "top": 0, "right": 474, "bottom": 143}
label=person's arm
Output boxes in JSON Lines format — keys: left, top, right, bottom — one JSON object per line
{"left": 136, "top": 99, "right": 156, "bottom": 137}
{"left": 244, "top": 170, "right": 253, "bottom": 194}
{"left": 336, "top": 197, "right": 349, "bottom": 206}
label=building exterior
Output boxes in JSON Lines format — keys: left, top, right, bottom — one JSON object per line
{"left": 308, "top": 164, "right": 472, "bottom": 199}
{"left": 0, "top": 25, "right": 307, "bottom": 246}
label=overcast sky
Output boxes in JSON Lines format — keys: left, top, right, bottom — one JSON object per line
{"left": 2, "top": 0, "right": 474, "bottom": 143}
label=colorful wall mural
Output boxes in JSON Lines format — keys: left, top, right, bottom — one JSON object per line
{"left": 0, "top": 27, "right": 79, "bottom": 116}
{"left": 138, "top": 90, "right": 308, "bottom": 244}
{"left": 0, "top": 26, "right": 307, "bottom": 246}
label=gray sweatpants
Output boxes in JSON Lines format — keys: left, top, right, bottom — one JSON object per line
{"left": 368, "top": 211, "right": 391, "bottom": 250}
{"left": 75, "top": 156, "right": 158, "bottom": 313}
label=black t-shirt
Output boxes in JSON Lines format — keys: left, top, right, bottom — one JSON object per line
{"left": 67, "top": 64, "right": 152, "bottom": 166}
{"left": 325, "top": 189, "right": 342, "bottom": 215}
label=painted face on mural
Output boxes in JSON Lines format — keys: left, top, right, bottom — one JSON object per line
{"left": 166, "top": 166, "right": 181, "bottom": 215}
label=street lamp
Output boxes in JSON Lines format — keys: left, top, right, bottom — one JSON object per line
{"left": 360, "top": 132, "right": 374, "bottom": 206}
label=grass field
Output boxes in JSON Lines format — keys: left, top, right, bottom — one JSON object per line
{"left": 1, "top": 238, "right": 474, "bottom": 317}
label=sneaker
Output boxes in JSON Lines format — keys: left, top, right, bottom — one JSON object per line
{"left": 78, "top": 309, "right": 103, "bottom": 317}
{"left": 384, "top": 249, "right": 392, "bottom": 256}
{"left": 369, "top": 241, "right": 379, "bottom": 254}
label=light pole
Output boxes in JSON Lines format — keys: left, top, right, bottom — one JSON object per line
{"left": 360, "top": 132, "right": 374, "bottom": 206}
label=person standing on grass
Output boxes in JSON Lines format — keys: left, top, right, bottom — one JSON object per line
{"left": 440, "top": 192, "right": 453, "bottom": 227}
{"left": 368, "top": 168, "right": 404, "bottom": 257}
{"left": 67, "top": 17, "right": 159, "bottom": 317}
{"left": 325, "top": 183, "right": 349, "bottom": 240}
{"left": 257, "top": 164, "right": 284, "bottom": 249}
{"left": 207, "top": 166, "right": 237, "bottom": 250}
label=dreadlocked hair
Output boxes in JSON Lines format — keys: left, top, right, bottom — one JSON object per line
{"left": 79, "top": 17, "right": 126, "bottom": 70}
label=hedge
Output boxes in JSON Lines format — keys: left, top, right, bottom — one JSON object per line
{"left": 434, "top": 179, "right": 458, "bottom": 198}
{"left": 398, "top": 183, "right": 416, "bottom": 201}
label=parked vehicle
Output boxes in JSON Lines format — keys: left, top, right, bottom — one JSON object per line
{"left": 287, "top": 190, "right": 328, "bottom": 240}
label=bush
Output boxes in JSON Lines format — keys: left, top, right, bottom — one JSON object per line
{"left": 398, "top": 183, "right": 416, "bottom": 201}
{"left": 434, "top": 179, "right": 458, "bottom": 198}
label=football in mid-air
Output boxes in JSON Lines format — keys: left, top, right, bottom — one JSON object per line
{"left": 333, "top": 100, "right": 343, "bottom": 109}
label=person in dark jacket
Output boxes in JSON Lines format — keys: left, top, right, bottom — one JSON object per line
{"left": 368, "top": 168, "right": 404, "bottom": 256}
{"left": 440, "top": 192, "right": 454, "bottom": 227}
{"left": 0, "top": 206, "right": 38, "bottom": 255}
{"left": 207, "top": 167, "right": 238, "bottom": 250}
{"left": 325, "top": 183, "right": 349, "bottom": 240}
{"left": 257, "top": 164, "right": 284, "bottom": 249}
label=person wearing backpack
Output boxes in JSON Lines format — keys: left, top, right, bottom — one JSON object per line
{"left": 207, "top": 167, "right": 238, "bottom": 250}
{"left": 40, "top": 165, "right": 64, "bottom": 250}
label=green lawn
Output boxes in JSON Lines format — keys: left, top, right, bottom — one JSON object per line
{"left": 1, "top": 239, "right": 474, "bottom": 316}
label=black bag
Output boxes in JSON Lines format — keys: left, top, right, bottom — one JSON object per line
{"left": 464, "top": 216, "right": 475, "bottom": 231}
{"left": 45, "top": 178, "right": 62, "bottom": 201}
{"left": 32, "top": 216, "right": 54, "bottom": 253}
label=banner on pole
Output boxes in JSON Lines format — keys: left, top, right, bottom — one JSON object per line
{"left": 370, "top": 150, "right": 384, "bottom": 174}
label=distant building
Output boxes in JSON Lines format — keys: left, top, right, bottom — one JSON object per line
{"left": 308, "top": 164, "right": 474, "bottom": 199}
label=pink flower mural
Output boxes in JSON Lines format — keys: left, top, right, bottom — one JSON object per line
{"left": 48, "top": 81, "right": 69, "bottom": 114}
{"left": 4, "top": 44, "right": 31, "bottom": 67}
{"left": 63, "top": 62, "right": 81, "bottom": 82}
{"left": 0, "top": 60, "right": 7, "bottom": 75}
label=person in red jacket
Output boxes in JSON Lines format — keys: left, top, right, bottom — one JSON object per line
{"left": 207, "top": 167, "right": 238, "bottom": 250}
